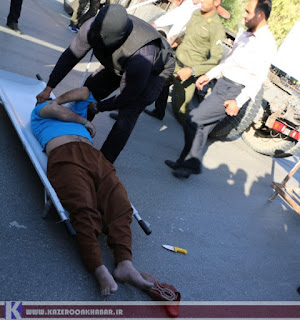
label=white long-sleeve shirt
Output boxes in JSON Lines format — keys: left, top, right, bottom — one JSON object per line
{"left": 153, "top": 0, "right": 201, "bottom": 38}
{"left": 206, "top": 25, "right": 277, "bottom": 108}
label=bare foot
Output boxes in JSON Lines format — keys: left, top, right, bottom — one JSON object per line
{"left": 95, "top": 265, "right": 118, "bottom": 296}
{"left": 113, "top": 260, "right": 154, "bottom": 290}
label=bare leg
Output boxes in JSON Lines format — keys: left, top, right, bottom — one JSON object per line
{"left": 113, "top": 260, "right": 154, "bottom": 290}
{"left": 95, "top": 265, "right": 118, "bottom": 296}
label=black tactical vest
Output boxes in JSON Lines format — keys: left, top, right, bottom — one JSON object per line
{"left": 89, "top": 15, "right": 163, "bottom": 76}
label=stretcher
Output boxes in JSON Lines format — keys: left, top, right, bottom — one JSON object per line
{"left": 0, "top": 69, "right": 151, "bottom": 235}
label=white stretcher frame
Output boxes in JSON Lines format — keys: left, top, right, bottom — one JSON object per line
{"left": 0, "top": 70, "right": 75, "bottom": 234}
{"left": 0, "top": 69, "right": 151, "bottom": 235}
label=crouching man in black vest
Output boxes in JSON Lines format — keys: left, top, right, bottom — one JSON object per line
{"left": 37, "top": 4, "right": 175, "bottom": 164}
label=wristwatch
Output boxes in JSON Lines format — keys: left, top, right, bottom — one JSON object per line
{"left": 190, "top": 67, "right": 195, "bottom": 76}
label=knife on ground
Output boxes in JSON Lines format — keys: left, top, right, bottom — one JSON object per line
{"left": 162, "top": 244, "right": 187, "bottom": 254}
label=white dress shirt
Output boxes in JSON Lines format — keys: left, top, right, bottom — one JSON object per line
{"left": 153, "top": 0, "right": 202, "bottom": 38}
{"left": 206, "top": 25, "right": 277, "bottom": 108}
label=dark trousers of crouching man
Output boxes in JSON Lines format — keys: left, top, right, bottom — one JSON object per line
{"left": 85, "top": 37, "right": 173, "bottom": 164}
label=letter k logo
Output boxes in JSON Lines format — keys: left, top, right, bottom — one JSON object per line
{"left": 5, "top": 302, "right": 22, "bottom": 320}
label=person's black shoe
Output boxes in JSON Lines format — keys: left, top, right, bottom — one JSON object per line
{"left": 165, "top": 160, "right": 180, "bottom": 170}
{"left": 6, "top": 21, "right": 21, "bottom": 34}
{"left": 68, "top": 23, "right": 79, "bottom": 33}
{"left": 144, "top": 109, "right": 164, "bottom": 120}
{"left": 172, "top": 167, "right": 201, "bottom": 179}
{"left": 109, "top": 112, "right": 119, "bottom": 120}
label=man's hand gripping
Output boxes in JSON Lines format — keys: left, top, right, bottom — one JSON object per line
{"left": 196, "top": 75, "right": 210, "bottom": 91}
{"left": 84, "top": 120, "right": 96, "bottom": 138}
{"left": 36, "top": 86, "right": 52, "bottom": 103}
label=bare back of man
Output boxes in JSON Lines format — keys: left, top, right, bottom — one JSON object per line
{"left": 45, "top": 134, "right": 92, "bottom": 155}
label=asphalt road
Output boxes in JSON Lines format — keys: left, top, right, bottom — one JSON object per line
{"left": 1, "top": 0, "right": 300, "bottom": 304}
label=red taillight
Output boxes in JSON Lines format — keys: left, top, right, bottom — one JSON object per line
{"left": 290, "top": 130, "right": 300, "bottom": 140}
{"left": 271, "top": 121, "right": 300, "bottom": 140}
{"left": 273, "top": 121, "right": 287, "bottom": 132}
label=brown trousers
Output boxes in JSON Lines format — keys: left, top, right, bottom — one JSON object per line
{"left": 47, "top": 142, "right": 133, "bottom": 272}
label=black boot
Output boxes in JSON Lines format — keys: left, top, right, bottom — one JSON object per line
{"left": 144, "top": 109, "right": 164, "bottom": 120}
{"left": 109, "top": 112, "right": 119, "bottom": 120}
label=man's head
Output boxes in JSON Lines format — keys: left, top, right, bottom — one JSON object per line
{"left": 243, "top": 0, "right": 271, "bottom": 32}
{"left": 200, "top": 0, "right": 222, "bottom": 16}
{"left": 88, "top": 4, "right": 133, "bottom": 49}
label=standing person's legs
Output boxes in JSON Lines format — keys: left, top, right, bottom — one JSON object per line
{"left": 169, "top": 78, "right": 244, "bottom": 178}
{"left": 70, "top": 0, "right": 80, "bottom": 27}
{"left": 7, "top": 0, "right": 23, "bottom": 23}
{"left": 76, "top": 0, "right": 90, "bottom": 21}
{"left": 7, "top": 0, "right": 23, "bottom": 32}
{"left": 167, "top": 105, "right": 217, "bottom": 177}
{"left": 77, "top": 0, "right": 100, "bottom": 27}
{"left": 189, "top": 80, "right": 216, "bottom": 111}
{"left": 172, "top": 77, "right": 196, "bottom": 125}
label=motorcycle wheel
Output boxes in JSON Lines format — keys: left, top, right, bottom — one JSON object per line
{"left": 209, "top": 87, "right": 264, "bottom": 139}
{"left": 241, "top": 125, "right": 296, "bottom": 157}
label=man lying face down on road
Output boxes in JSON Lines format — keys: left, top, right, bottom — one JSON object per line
{"left": 31, "top": 86, "right": 154, "bottom": 296}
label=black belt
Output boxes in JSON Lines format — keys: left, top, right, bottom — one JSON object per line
{"left": 222, "top": 76, "right": 245, "bottom": 88}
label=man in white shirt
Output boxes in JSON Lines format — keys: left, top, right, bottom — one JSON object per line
{"left": 152, "top": 0, "right": 230, "bottom": 40}
{"left": 165, "top": 0, "right": 277, "bottom": 178}
{"left": 152, "top": 0, "right": 202, "bottom": 39}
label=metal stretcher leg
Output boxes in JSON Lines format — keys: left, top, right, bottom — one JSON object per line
{"left": 42, "top": 189, "right": 52, "bottom": 218}
{"left": 43, "top": 189, "right": 76, "bottom": 235}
